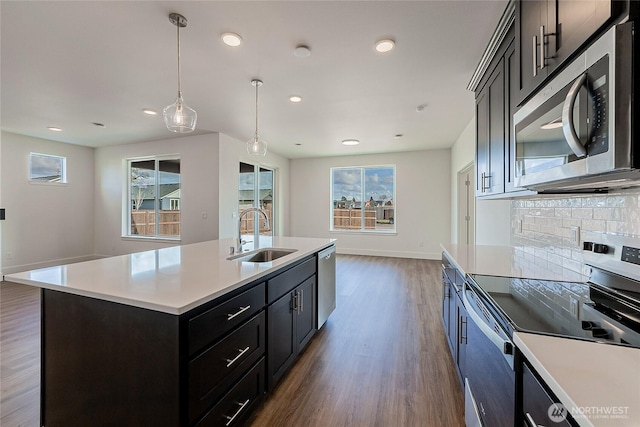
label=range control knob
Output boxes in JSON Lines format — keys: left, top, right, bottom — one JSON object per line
{"left": 581, "top": 320, "right": 598, "bottom": 330}
{"left": 591, "top": 327, "right": 612, "bottom": 339}
{"left": 583, "top": 242, "right": 594, "bottom": 251}
{"left": 593, "top": 244, "right": 609, "bottom": 254}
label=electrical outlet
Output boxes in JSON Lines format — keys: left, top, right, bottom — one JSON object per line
{"left": 6, "top": 251, "right": 13, "bottom": 260}
{"left": 569, "top": 296, "right": 579, "bottom": 319}
{"left": 418, "top": 241, "right": 424, "bottom": 248}
{"left": 570, "top": 226, "right": 581, "bottom": 245}
{"left": 201, "top": 212, "right": 208, "bottom": 219}
{"left": 517, "top": 219, "right": 523, "bottom": 234}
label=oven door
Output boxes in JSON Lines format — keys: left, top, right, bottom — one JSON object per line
{"left": 463, "top": 282, "right": 515, "bottom": 427}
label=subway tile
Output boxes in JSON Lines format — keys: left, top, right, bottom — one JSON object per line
{"left": 571, "top": 207, "right": 593, "bottom": 219}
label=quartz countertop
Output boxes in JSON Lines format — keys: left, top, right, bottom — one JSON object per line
{"left": 3, "top": 237, "right": 335, "bottom": 315}
{"left": 441, "top": 243, "right": 587, "bottom": 282}
{"left": 515, "top": 332, "right": 640, "bottom": 427}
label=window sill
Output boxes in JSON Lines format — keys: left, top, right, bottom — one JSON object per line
{"left": 329, "top": 230, "right": 397, "bottom": 236}
{"left": 121, "top": 236, "right": 181, "bottom": 243}
{"left": 28, "top": 181, "right": 68, "bottom": 186}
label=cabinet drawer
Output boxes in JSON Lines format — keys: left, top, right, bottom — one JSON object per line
{"left": 189, "top": 311, "right": 265, "bottom": 424}
{"left": 194, "top": 358, "right": 265, "bottom": 427}
{"left": 189, "top": 283, "right": 265, "bottom": 355}
{"left": 267, "top": 257, "right": 315, "bottom": 304}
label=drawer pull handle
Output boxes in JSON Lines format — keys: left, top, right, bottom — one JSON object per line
{"left": 224, "top": 399, "right": 250, "bottom": 426}
{"left": 225, "top": 346, "right": 250, "bottom": 368}
{"left": 227, "top": 305, "right": 250, "bottom": 321}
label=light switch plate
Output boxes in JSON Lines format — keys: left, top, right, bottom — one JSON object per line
{"left": 569, "top": 296, "right": 579, "bottom": 319}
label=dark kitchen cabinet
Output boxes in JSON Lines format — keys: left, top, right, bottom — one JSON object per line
{"left": 267, "top": 258, "right": 317, "bottom": 392}
{"left": 476, "top": 58, "right": 506, "bottom": 196}
{"left": 516, "top": 0, "right": 621, "bottom": 105}
{"left": 520, "top": 361, "right": 575, "bottom": 426}
{"left": 441, "top": 254, "right": 467, "bottom": 385}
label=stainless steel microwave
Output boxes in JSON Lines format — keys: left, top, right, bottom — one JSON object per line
{"left": 514, "top": 22, "right": 639, "bottom": 192}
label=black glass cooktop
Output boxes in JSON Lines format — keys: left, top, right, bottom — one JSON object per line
{"left": 468, "top": 273, "right": 640, "bottom": 348}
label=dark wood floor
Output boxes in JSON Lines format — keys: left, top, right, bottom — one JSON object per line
{"left": 0, "top": 255, "right": 464, "bottom": 427}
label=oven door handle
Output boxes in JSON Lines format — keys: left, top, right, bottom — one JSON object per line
{"left": 463, "top": 282, "right": 513, "bottom": 359}
{"left": 562, "top": 72, "right": 588, "bottom": 158}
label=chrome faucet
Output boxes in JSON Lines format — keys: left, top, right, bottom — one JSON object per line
{"left": 236, "top": 208, "right": 270, "bottom": 253}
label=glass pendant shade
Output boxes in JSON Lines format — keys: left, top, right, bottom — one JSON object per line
{"left": 247, "top": 134, "right": 268, "bottom": 156}
{"left": 164, "top": 91, "right": 197, "bottom": 133}
{"left": 164, "top": 13, "right": 196, "bottom": 133}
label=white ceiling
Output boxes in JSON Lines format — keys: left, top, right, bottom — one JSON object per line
{"left": 0, "top": 0, "right": 507, "bottom": 159}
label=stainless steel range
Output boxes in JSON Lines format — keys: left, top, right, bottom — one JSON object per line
{"left": 462, "top": 232, "right": 640, "bottom": 427}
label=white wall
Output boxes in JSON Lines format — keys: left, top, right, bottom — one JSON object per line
{"left": 93, "top": 133, "right": 220, "bottom": 256}
{"left": 450, "top": 117, "right": 511, "bottom": 246}
{"left": 290, "top": 150, "right": 451, "bottom": 259}
{"left": 1, "top": 131, "right": 95, "bottom": 273}
{"left": 218, "top": 134, "right": 290, "bottom": 239}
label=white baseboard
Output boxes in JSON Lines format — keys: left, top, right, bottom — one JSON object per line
{"left": 335, "top": 247, "right": 440, "bottom": 260}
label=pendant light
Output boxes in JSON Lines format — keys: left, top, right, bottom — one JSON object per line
{"left": 163, "top": 13, "right": 197, "bottom": 133}
{"left": 247, "top": 79, "right": 267, "bottom": 156}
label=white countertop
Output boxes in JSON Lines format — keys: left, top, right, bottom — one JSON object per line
{"left": 515, "top": 332, "right": 640, "bottom": 427}
{"left": 441, "top": 243, "right": 587, "bottom": 282}
{"left": 3, "top": 237, "right": 335, "bottom": 315}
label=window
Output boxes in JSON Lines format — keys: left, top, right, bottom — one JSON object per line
{"left": 331, "top": 165, "right": 395, "bottom": 232}
{"left": 29, "top": 153, "right": 66, "bottom": 183}
{"left": 239, "top": 162, "right": 275, "bottom": 243}
{"left": 127, "top": 156, "right": 181, "bottom": 239}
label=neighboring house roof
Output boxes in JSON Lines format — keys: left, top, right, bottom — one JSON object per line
{"left": 238, "top": 189, "right": 272, "bottom": 202}
{"left": 161, "top": 188, "right": 180, "bottom": 199}
{"left": 132, "top": 183, "right": 180, "bottom": 200}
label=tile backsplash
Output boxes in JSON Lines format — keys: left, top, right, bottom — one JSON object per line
{"left": 511, "top": 187, "right": 640, "bottom": 275}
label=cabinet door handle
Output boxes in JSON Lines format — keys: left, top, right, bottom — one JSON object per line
{"left": 532, "top": 35, "right": 538, "bottom": 76}
{"left": 540, "top": 26, "right": 546, "bottom": 70}
{"left": 460, "top": 316, "right": 468, "bottom": 345}
{"left": 481, "top": 172, "right": 491, "bottom": 192}
{"left": 224, "top": 399, "right": 250, "bottom": 426}
{"left": 291, "top": 291, "right": 298, "bottom": 312}
{"left": 225, "top": 346, "right": 250, "bottom": 368}
{"left": 300, "top": 289, "right": 304, "bottom": 313}
{"left": 227, "top": 305, "right": 250, "bottom": 321}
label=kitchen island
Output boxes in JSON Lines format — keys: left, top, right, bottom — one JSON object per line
{"left": 4, "top": 236, "right": 335, "bottom": 427}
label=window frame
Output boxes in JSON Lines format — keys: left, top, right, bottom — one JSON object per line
{"left": 28, "top": 152, "right": 67, "bottom": 184}
{"left": 125, "top": 154, "right": 181, "bottom": 241}
{"left": 330, "top": 165, "right": 396, "bottom": 234}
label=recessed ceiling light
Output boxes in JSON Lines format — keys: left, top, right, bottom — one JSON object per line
{"left": 342, "top": 139, "right": 360, "bottom": 146}
{"left": 143, "top": 109, "right": 158, "bottom": 115}
{"left": 295, "top": 143, "right": 302, "bottom": 146}
{"left": 221, "top": 32, "right": 242, "bottom": 47}
{"left": 294, "top": 45, "right": 311, "bottom": 58}
{"left": 416, "top": 104, "right": 428, "bottom": 112}
{"left": 394, "top": 134, "right": 403, "bottom": 139}
{"left": 47, "top": 127, "right": 62, "bottom": 132}
{"left": 289, "top": 95, "right": 302, "bottom": 103}
{"left": 375, "top": 39, "right": 395, "bottom": 53}
{"left": 92, "top": 122, "right": 106, "bottom": 128}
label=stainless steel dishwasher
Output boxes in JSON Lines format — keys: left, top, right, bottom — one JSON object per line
{"left": 317, "top": 245, "right": 336, "bottom": 328}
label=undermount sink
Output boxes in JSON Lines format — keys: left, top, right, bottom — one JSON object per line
{"left": 227, "top": 248, "right": 297, "bottom": 263}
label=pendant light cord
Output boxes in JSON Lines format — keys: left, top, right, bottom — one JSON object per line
{"left": 176, "top": 20, "right": 182, "bottom": 95}
{"left": 255, "top": 83, "right": 259, "bottom": 137}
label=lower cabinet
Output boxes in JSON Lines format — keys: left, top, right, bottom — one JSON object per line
{"left": 441, "top": 255, "right": 468, "bottom": 385}
{"left": 267, "top": 275, "right": 317, "bottom": 391}
{"left": 520, "top": 361, "right": 575, "bottom": 427}
{"left": 39, "top": 254, "right": 321, "bottom": 427}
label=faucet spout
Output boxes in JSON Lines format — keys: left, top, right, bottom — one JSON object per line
{"left": 237, "top": 208, "right": 270, "bottom": 252}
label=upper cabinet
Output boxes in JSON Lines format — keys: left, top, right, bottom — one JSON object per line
{"left": 516, "top": 0, "right": 622, "bottom": 105}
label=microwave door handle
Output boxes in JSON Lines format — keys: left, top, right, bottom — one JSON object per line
{"left": 462, "top": 283, "right": 510, "bottom": 353}
{"left": 562, "top": 73, "right": 588, "bottom": 158}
